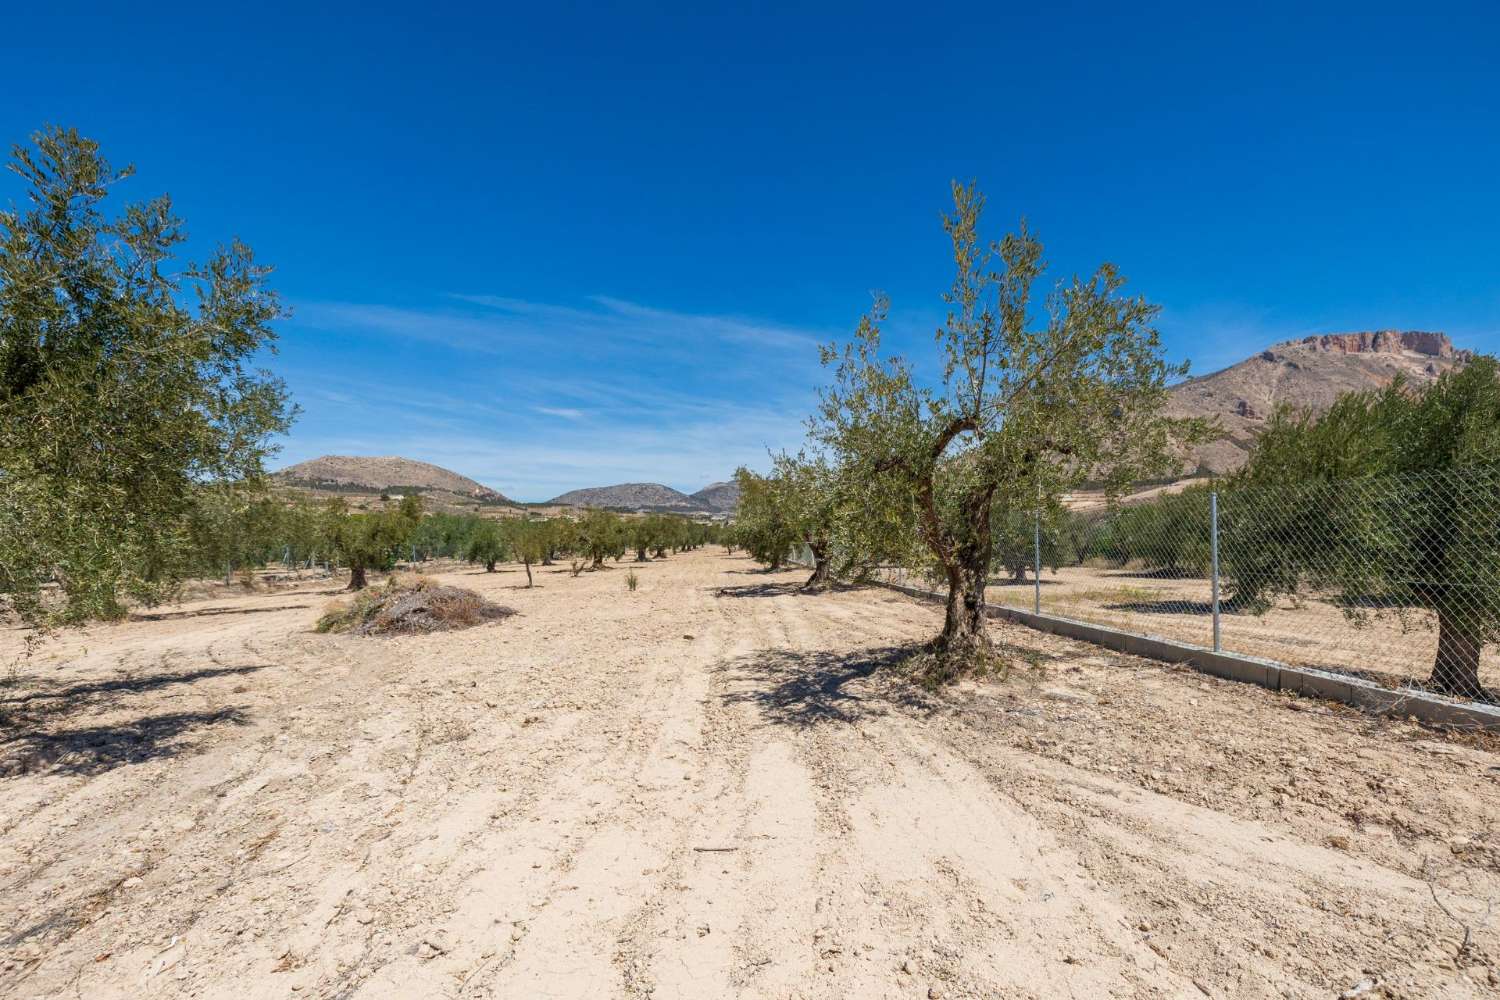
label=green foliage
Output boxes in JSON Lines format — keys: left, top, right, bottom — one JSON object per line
{"left": 1223, "top": 358, "right": 1500, "bottom": 697}
{"left": 731, "top": 467, "right": 799, "bottom": 569}
{"left": 575, "top": 509, "right": 626, "bottom": 568}
{"left": 813, "top": 182, "right": 1201, "bottom": 673}
{"left": 989, "top": 502, "right": 1076, "bottom": 583}
{"left": 1085, "top": 486, "right": 1213, "bottom": 577}
{"left": 0, "top": 126, "right": 295, "bottom": 626}
{"left": 504, "top": 518, "right": 549, "bottom": 586}
{"left": 464, "top": 520, "right": 509, "bottom": 572}
{"left": 410, "top": 512, "right": 475, "bottom": 560}
{"left": 323, "top": 496, "right": 423, "bottom": 590}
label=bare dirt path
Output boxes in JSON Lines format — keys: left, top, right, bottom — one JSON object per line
{"left": 2, "top": 551, "right": 1497, "bottom": 999}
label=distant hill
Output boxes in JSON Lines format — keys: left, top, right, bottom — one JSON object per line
{"left": 547, "top": 482, "right": 711, "bottom": 513}
{"left": 1167, "top": 331, "right": 1472, "bottom": 474}
{"left": 274, "top": 455, "right": 516, "bottom": 510}
{"left": 691, "top": 480, "right": 741, "bottom": 513}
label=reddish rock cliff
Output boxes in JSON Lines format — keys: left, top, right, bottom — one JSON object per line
{"left": 1297, "top": 331, "right": 1455, "bottom": 357}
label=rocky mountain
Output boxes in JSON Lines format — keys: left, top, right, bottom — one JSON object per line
{"left": 548, "top": 483, "right": 710, "bottom": 513}
{"left": 274, "top": 455, "right": 515, "bottom": 508}
{"left": 1167, "top": 331, "right": 1472, "bottom": 473}
{"left": 690, "top": 480, "right": 741, "bottom": 513}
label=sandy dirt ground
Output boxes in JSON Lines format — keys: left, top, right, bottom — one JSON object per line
{"left": 2, "top": 550, "right": 1498, "bottom": 999}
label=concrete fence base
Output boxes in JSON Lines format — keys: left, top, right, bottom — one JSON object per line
{"left": 875, "top": 579, "right": 1500, "bottom": 731}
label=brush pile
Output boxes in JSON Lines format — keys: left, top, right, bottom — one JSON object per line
{"left": 316, "top": 574, "right": 515, "bottom": 636}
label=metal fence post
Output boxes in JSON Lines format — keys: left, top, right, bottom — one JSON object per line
{"left": 1210, "top": 490, "right": 1221, "bottom": 652}
{"left": 1033, "top": 509, "right": 1042, "bottom": 615}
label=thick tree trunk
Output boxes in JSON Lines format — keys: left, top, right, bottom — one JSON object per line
{"left": 1431, "top": 609, "right": 1486, "bottom": 699}
{"left": 636, "top": 548, "right": 649, "bottom": 562}
{"left": 803, "top": 554, "right": 832, "bottom": 590}
{"left": 934, "top": 561, "right": 991, "bottom": 658}
{"left": 347, "top": 565, "right": 368, "bottom": 591}
{"left": 485, "top": 560, "right": 496, "bottom": 572}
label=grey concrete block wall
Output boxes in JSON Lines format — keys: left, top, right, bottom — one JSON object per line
{"left": 876, "top": 576, "right": 1500, "bottom": 731}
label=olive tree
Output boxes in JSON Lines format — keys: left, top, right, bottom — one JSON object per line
{"left": 731, "top": 467, "right": 798, "bottom": 570}
{"left": 576, "top": 509, "right": 625, "bottom": 569}
{"left": 814, "top": 183, "right": 1196, "bottom": 680}
{"left": 464, "top": 520, "right": 509, "bottom": 572}
{"left": 766, "top": 452, "right": 843, "bottom": 589}
{"left": 990, "top": 502, "right": 1074, "bottom": 584}
{"left": 0, "top": 126, "right": 295, "bottom": 626}
{"left": 505, "top": 518, "right": 548, "bottom": 587}
{"left": 1093, "top": 486, "right": 1212, "bottom": 577}
{"left": 1225, "top": 357, "right": 1500, "bottom": 699}
{"left": 324, "top": 496, "right": 422, "bottom": 590}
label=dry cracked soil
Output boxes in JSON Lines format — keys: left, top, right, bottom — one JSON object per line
{"left": 2, "top": 550, "right": 1498, "bottom": 999}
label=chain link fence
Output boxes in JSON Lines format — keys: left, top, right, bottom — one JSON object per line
{"left": 861, "top": 467, "right": 1500, "bottom": 704}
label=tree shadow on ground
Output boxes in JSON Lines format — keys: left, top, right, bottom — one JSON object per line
{"left": 1, "top": 707, "right": 249, "bottom": 778}
{"left": 1327, "top": 593, "right": 1408, "bottom": 610}
{"left": 712, "top": 627, "right": 1091, "bottom": 730}
{"left": 986, "top": 578, "right": 1065, "bottom": 587}
{"left": 712, "top": 644, "right": 933, "bottom": 727}
{"left": 0, "top": 664, "right": 268, "bottom": 706}
{"left": 130, "top": 604, "right": 312, "bottom": 622}
{"left": 713, "top": 582, "right": 865, "bottom": 599}
{"left": 1101, "top": 569, "right": 1208, "bottom": 581}
{"left": 1103, "top": 600, "right": 1215, "bottom": 615}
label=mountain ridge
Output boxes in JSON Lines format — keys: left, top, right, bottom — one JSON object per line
{"left": 690, "top": 480, "right": 741, "bottom": 513}
{"left": 547, "top": 482, "right": 718, "bottom": 513}
{"left": 1167, "top": 330, "right": 1472, "bottom": 473}
{"left": 274, "top": 455, "right": 515, "bottom": 506}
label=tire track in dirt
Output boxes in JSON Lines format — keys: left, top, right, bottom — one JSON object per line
{"left": 728, "top": 584, "right": 1219, "bottom": 998}
{"left": 5, "top": 554, "right": 1497, "bottom": 999}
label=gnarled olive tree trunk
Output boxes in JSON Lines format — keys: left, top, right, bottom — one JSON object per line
{"left": 931, "top": 527, "right": 994, "bottom": 666}
{"left": 802, "top": 538, "right": 833, "bottom": 591}
{"left": 905, "top": 420, "right": 1000, "bottom": 675}
{"left": 1432, "top": 609, "right": 1486, "bottom": 699}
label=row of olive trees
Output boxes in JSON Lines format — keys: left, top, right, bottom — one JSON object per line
{"left": 1011, "top": 358, "right": 1500, "bottom": 698}
{"left": 204, "top": 498, "right": 721, "bottom": 592}
{"left": 1213, "top": 363, "right": 1500, "bottom": 698}
{"left": 458, "top": 510, "right": 718, "bottom": 585}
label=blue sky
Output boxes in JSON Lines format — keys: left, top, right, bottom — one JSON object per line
{"left": 6, "top": 3, "right": 1498, "bottom": 500}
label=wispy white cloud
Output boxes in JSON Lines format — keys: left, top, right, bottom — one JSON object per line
{"left": 584, "top": 295, "right": 823, "bottom": 351}
{"left": 277, "top": 401, "right": 803, "bottom": 500}
{"left": 534, "top": 406, "right": 586, "bottom": 420}
{"left": 275, "top": 293, "right": 827, "bottom": 500}
{"left": 293, "top": 302, "right": 517, "bottom": 354}
{"left": 298, "top": 293, "right": 830, "bottom": 366}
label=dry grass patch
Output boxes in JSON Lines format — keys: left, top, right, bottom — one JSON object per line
{"left": 316, "top": 574, "right": 516, "bottom": 636}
